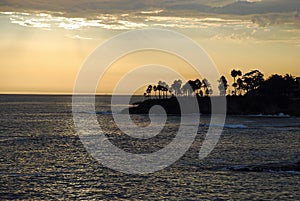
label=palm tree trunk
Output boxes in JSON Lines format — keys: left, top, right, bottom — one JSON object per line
{"left": 234, "top": 77, "right": 236, "bottom": 96}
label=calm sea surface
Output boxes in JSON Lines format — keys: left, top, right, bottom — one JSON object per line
{"left": 1, "top": 95, "right": 300, "bottom": 200}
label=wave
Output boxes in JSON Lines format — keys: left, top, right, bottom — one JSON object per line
{"left": 95, "top": 111, "right": 113, "bottom": 115}
{"left": 199, "top": 123, "right": 247, "bottom": 129}
{"left": 111, "top": 104, "right": 136, "bottom": 107}
{"left": 217, "top": 161, "right": 300, "bottom": 174}
{"left": 242, "top": 113, "right": 291, "bottom": 118}
{"left": 0, "top": 137, "right": 28, "bottom": 142}
{"left": 80, "top": 111, "right": 113, "bottom": 115}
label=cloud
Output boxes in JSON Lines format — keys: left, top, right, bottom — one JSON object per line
{"left": 1, "top": 8, "right": 299, "bottom": 46}
{"left": 1, "top": 12, "right": 148, "bottom": 31}
{"left": 1, "top": 0, "right": 299, "bottom": 31}
{"left": 214, "top": 0, "right": 300, "bottom": 15}
{"left": 210, "top": 32, "right": 255, "bottom": 42}
{"left": 6, "top": 12, "right": 52, "bottom": 29}
{"left": 0, "top": 0, "right": 299, "bottom": 15}
{"left": 251, "top": 12, "right": 300, "bottom": 27}
{"left": 140, "top": 10, "right": 164, "bottom": 14}
{"left": 70, "top": 35, "right": 93, "bottom": 40}
{"left": 1, "top": 0, "right": 300, "bottom": 30}
{"left": 1, "top": 11, "right": 257, "bottom": 31}
{"left": 144, "top": 16, "right": 253, "bottom": 29}
{"left": 10, "top": 18, "right": 51, "bottom": 29}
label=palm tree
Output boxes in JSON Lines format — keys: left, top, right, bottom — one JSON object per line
{"left": 161, "top": 86, "right": 168, "bottom": 99}
{"left": 203, "top": 78, "right": 213, "bottom": 96}
{"left": 157, "top": 81, "right": 170, "bottom": 99}
{"left": 237, "top": 78, "right": 244, "bottom": 95}
{"left": 146, "top": 85, "right": 152, "bottom": 98}
{"left": 153, "top": 85, "right": 157, "bottom": 99}
{"left": 202, "top": 78, "right": 208, "bottom": 96}
{"left": 156, "top": 85, "right": 163, "bottom": 99}
{"left": 231, "top": 69, "right": 242, "bottom": 96}
{"left": 218, "top": 76, "right": 228, "bottom": 96}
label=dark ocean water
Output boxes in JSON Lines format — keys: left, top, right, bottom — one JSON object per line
{"left": 0, "top": 95, "right": 300, "bottom": 200}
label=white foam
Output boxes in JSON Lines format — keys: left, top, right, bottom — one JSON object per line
{"left": 245, "top": 113, "right": 291, "bottom": 118}
{"left": 282, "top": 171, "right": 300, "bottom": 175}
{"left": 200, "top": 123, "right": 247, "bottom": 129}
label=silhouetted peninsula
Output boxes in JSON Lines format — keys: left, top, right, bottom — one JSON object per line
{"left": 125, "top": 95, "right": 300, "bottom": 116}
{"left": 124, "top": 71, "right": 300, "bottom": 116}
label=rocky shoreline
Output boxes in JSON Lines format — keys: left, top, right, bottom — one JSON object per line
{"left": 125, "top": 96, "right": 300, "bottom": 116}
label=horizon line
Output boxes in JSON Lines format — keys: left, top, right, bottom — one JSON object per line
{"left": 0, "top": 92, "right": 145, "bottom": 96}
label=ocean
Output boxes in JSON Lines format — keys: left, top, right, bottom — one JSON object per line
{"left": 0, "top": 95, "right": 299, "bottom": 200}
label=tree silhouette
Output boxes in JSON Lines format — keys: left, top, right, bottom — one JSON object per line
{"left": 187, "top": 79, "right": 202, "bottom": 96}
{"left": 153, "top": 85, "right": 157, "bottom": 98}
{"left": 158, "top": 81, "right": 169, "bottom": 99}
{"left": 156, "top": 85, "right": 163, "bottom": 99}
{"left": 181, "top": 81, "right": 193, "bottom": 96}
{"left": 139, "top": 72, "right": 300, "bottom": 116}
{"left": 231, "top": 69, "right": 242, "bottom": 96}
{"left": 218, "top": 76, "right": 228, "bottom": 96}
{"left": 199, "top": 90, "right": 204, "bottom": 97}
{"left": 188, "top": 80, "right": 196, "bottom": 95}
{"left": 236, "top": 78, "right": 244, "bottom": 95}
{"left": 171, "top": 79, "right": 182, "bottom": 96}
{"left": 193, "top": 79, "right": 202, "bottom": 95}
{"left": 203, "top": 78, "right": 213, "bottom": 96}
{"left": 241, "top": 70, "right": 264, "bottom": 94}
{"left": 258, "top": 74, "right": 297, "bottom": 97}
{"left": 142, "top": 69, "right": 299, "bottom": 112}
{"left": 146, "top": 85, "right": 152, "bottom": 98}
{"left": 162, "top": 86, "right": 169, "bottom": 98}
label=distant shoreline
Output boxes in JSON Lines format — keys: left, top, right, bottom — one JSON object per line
{"left": 1, "top": 94, "right": 299, "bottom": 117}
{"left": 125, "top": 96, "right": 300, "bottom": 117}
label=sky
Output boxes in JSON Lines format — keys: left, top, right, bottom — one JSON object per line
{"left": 0, "top": 0, "right": 299, "bottom": 94}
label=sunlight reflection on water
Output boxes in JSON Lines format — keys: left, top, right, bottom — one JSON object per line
{"left": 0, "top": 95, "right": 300, "bottom": 200}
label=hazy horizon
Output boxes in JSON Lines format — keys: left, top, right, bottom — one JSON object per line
{"left": 1, "top": 0, "right": 299, "bottom": 94}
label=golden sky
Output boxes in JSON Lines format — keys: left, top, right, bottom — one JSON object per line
{"left": 0, "top": 1, "right": 299, "bottom": 94}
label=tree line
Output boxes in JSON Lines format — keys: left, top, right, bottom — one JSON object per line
{"left": 144, "top": 78, "right": 213, "bottom": 98}
{"left": 144, "top": 69, "right": 300, "bottom": 99}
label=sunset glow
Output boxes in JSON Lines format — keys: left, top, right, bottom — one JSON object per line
{"left": 0, "top": 1, "right": 299, "bottom": 94}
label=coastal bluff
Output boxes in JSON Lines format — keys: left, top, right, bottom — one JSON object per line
{"left": 123, "top": 96, "right": 300, "bottom": 116}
